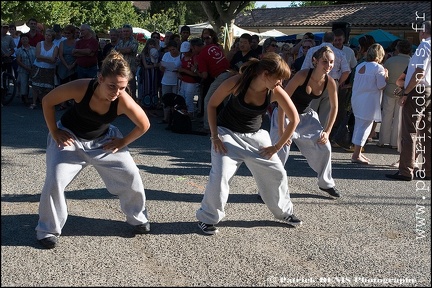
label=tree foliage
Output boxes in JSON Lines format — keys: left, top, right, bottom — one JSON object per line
{"left": 142, "top": 7, "right": 177, "bottom": 34}
{"left": 1, "top": 1, "right": 141, "bottom": 35}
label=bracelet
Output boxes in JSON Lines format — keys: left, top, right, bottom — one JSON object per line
{"left": 210, "top": 136, "right": 220, "bottom": 141}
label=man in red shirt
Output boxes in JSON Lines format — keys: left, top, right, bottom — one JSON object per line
{"left": 72, "top": 24, "right": 99, "bottom": 79}
{"left": 190, "top": 37, "right": 231, "bottom": 133}
{"left": 18, "top": 18, "right": 44, "bottom": 48}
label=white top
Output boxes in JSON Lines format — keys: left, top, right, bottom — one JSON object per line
{"left": 34, "top": 41, "right": 56, "bottom": 69}
{"left": 405, "top": 37, "right": 431, "bottom": 88}
{"left": 351, "top": 61, "right": 387, "bottom": 121}
{"left": 160, "top": 52, "right": 181, "bottom": 86}
{"left": 342, "top": 45, "right": 357, "bottom": 69}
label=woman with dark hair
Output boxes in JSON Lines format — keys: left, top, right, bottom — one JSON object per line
{"left": 201, "top": 28, "right": 219, "bottom": 46}
{"left": 35, "top": 50, "right": 152, "bottom": 249}
{"left": 196, "top": 52, "right": 301, "bottom": 235}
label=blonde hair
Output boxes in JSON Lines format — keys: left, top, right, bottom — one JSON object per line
{"left": 366, "top": 43, "right": 385, "bottom": 63}
{"left": 99, "top": 50, "right": 132, "bottom": 81}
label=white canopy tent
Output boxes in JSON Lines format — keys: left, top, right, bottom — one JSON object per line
{"left": 184, "top": 22, "right": 213, "bottom": 35}
{"left": 258, "top": 29, "right": 287, "bottom": 38}
{"left": 184, "top": 22, "right": 258, "bottom": 37}
{"left": 132, "top": 27, "right": 152, "bottom": 39}
{"left": 16, "top": 23, "right": 30, "bottom": 33}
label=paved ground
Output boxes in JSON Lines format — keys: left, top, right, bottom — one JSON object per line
{"left": 1, "top": 96, "right": 430, "bottom": 287}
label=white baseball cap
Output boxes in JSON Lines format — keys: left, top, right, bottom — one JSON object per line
{"left": 180, "top": 41, "right": 191, "bottom": 53}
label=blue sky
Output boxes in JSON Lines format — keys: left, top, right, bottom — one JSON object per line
{"left": 255, "top": 1, "right": 293, "bottom": 8}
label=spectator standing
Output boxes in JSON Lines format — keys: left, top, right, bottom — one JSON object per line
{"left": 180, "top": 25, "right": 190, "bottom": 43}
{"left": 261, "top": 37, "right": 279, "bottom": 57}
{"left": 331, "top": 28, "right": 358, "bottom": 141}
{"left": 190, "top": 37, "right": 231, "bottom": 134}
{"left": 73, "top": 24, "right": 99, "bottom": 79}
{"left": 291, "top": 39, "right": 314, "bottom": 74}
{"left": 377, "top": 40, "right": 412, "bottom": 148}
{"left": 386, "top": 21, "right": 430, "bottom": 181}
{"left": 15, "top": 33, "right": 36, "bottom": 106}
{"left": 292, "top": 32, "right": 315, "bottom": 59}
{"left": 57, "top": 24, "right": 77, "bottom": 86}
{"left": 29, "top": 29, "right": 59, "bottom": 109}
{"left": 196, "top": 53, "right": 301, "bottom": 235}
{"left": 139, "top": 38, "right": 160, "bottom": 108}
{"left": 102, "top": 28, "right": 120, "bottom": 60}
{"left": 19, "top": 18, "right": 44, "bottom": 48}
{"left": 229, "top": 33, "right": 259, "bottom": 72}
{"left": 350, "top": 43, "right": 388, "bottom": 164}
{"left": 115, "top": 24, "right": 139, "bottom": 101}
{"left": 279, "top": 43, "right": 294, "bottom": 68}
{"left": 159, "top": 40, "right": 181, "bottom": 123}
{"left": 8, "top": 24, "right": 20, "bottom": 77}
{"left": 52, "top": 24, "right": 66, "bottom": 48}
{"left": 177, "top": 41, "right": 200, "bottom": 116}
{"left": 52, "top": 24, "right": 66, "bottom": 88}
{"left": 1, "top": 22, "right": 16, "bottom": 75}
{"left": 196, "top": 28, "right": 224, "bottom": 118}
{"left": 35, "top": 50, "right": 152, "bottom": 249}
{"left": 250, "top": 34, "right": 262, "bottom": 57}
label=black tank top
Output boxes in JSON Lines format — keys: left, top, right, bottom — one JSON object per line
{"left": 217, "top": 88, "right": 272, "bottom": 133}
{"left": 61, "top": 79, "right": 119, "bottom": 140}
{"left": 291, "top": 68, "right": 328, "bottom": 114}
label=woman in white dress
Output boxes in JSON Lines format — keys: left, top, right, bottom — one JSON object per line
{"left": 350, "top": 43, "right": 388, "bottom": 164}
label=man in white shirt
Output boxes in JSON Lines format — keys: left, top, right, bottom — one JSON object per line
{"left": 301, "top": 31, "right": 351, "bottom": 127}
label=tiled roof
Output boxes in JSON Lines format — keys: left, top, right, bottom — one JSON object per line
{"left": 235, "top": 1, "right": 430, "bottom": 28}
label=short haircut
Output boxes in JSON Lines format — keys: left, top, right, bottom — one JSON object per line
{"left": 240, "top": 33, "right": 252, "bottom": 43}
{"left": 396, "top": 39, "right": 412, "bottom": 55}
{"left": 333, "top": 28, "right": 345, "bottom": 38}
{"left": 190, "top": 37, "right": 204, "bottom": 47}
{"left": 167, "top": 40, "right": 178, "bottom": 49}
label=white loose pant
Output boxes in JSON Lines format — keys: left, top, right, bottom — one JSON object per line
{"left": 196, "top": 126, "right": 295, "bottom": 225}
{"left": 270, "top": 107, "right": 335, "bottom": 189}
{"left": 36, "top": 122, "right": 149, "bottom": 240}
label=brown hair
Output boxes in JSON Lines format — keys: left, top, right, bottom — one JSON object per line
{"left": 232, "top": 52, "right": 290, "bottom": 95}
{"left": 358, "top": 35, "right": 376, "bottom": 54}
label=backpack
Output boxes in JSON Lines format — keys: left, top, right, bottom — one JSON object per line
{"left": 170, "top": 105, "right": 192, "bottom": 134}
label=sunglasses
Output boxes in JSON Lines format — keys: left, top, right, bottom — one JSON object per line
{"left": 302, "top": 46, "right": 311, "bottom": 49}
{"left": 270, "top": 44, "right": 278, "bottom": 48}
